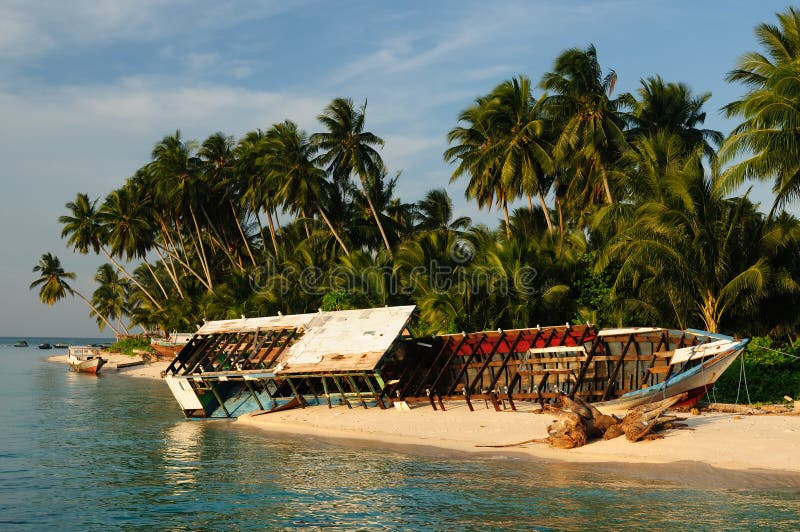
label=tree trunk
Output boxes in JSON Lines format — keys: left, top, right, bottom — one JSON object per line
{"left": 99, "top": 247, "right": 163, "bottom": 311}
{"left": 537, "top": 190, "right": 554, "bottom": 232}
{"left": 318, "top": 206, "right": 350, "bottom": 255}
{"left": 72, "top": 289, "right": 122, "bottom": 336}
{"left": 230, "top": 200, "right": 257, "bottom": 267}
{"left": 264, "top": 206, "right": 280, "bottom": 257}
{"left": 700, "top": 290, "right": 719, "bottom": 334}
{"left": 152, "top": 240, "right": 184, "bottom": 299}
{"left": 254, "top": 211, "right": 269, "bottom": 253}
{"left": 155, "top": 243, "right": 212, "bottom": 292}
{"left": 189, "top": 205, "right": 213, "bottom": 290}
{"left": 360, "top": 177, "right": 393, "bottom": 256}
{"left": 556, "top": 196, "right": 565, "bottom": 234}
{"left": 502, "top": 199, "right": 512, "bottom": 240}
{"left": 143, "top": 259, "right": 169, "bottom": 300}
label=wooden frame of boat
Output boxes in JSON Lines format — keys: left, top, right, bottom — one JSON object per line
{"left": 163, "top": 306, "right": 747, "bottom": 419}
{"left": 67, "top": 346, "right": 107, "bottom": 375}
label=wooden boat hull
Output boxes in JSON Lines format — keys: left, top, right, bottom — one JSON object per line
{"left": 594, "top": 340, "right": 746, "bottom": 412}
{"left": 67, "top": 353, "right": 107, "bottom": 374}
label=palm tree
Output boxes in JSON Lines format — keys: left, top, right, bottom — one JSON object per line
{"left": 30, "top": 253, "right": 122, "bottom": 335}
{"left": 541, "top": 44, "right": 632, "bottom": 208}
{"left": 149, "top": 131, "right": 214, "bottom": 290}
{"left": 236, "top": 129, "right": 281, "bottom": 258}
{"left": 415, "top": 189, "right": 471, "bottom": 234}
{"left": 445, "top": 96, "right": 516, "bottom": 238}
{"left": 59, "top": 192, "right": 163, "bottom": 310}
{"left": 311, "top": 98, "right": 392, "bottom": 254}
{"left": 199, "top": 132, "right": 257, "bottom": 268}
{"left": 267, "top": 120, "right": 350, "bottom": 255}
{"left": 484, "top": 76, "right": 555, "bottom": 230}
{"left": 629, "top": 76, "right": 722, "bottom": 161}
{"left": 598, "top": 161, "right": 778, "bottom": 333}
{"left": 720, "top": 7, "right": 800, "bottom": 212}
{"left": 91, "top": 264, "right": 131, "bottom": 334}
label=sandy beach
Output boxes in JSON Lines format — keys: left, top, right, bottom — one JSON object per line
{"left": 236, "top": 400, "right": 800, "bottom": 480}
{"left": 47, "top": 353, "right": 169, "bottom": 379}
{"left": 46, "top": 353, "right": 800, "bottom": 480}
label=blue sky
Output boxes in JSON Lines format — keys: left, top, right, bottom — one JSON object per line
{"left": 0, "top": 0, "right": 791, "bottom": 336}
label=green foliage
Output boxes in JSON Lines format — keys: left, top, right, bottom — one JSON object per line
{"left": 320, "top": 289, "right": 370, "bottom": 311}
{"left": 108, "top": 336, "right": 153, "bottom": 356}
{"left": 712, "top": 337, "right": 800, "bottom": 403}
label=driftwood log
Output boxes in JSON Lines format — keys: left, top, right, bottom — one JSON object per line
{"left": 478, "top": 393, "right": 690, "bottom": 450}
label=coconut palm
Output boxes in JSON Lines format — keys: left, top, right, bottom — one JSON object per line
{"left": 199, "top": 132, "right": 257, "bottom": 268}
{"left": 415, "top": 189, "right": 471, "bottom": 234}
{"left": 311, "top": 98, "right": 392, "bottom": 254}
{"left": 91, "top": 264, "right": 131, "bottom": 334}
{"left": 541, "top": 44, "right": 632, "bottom": 208}
{"left": 629, "top": 76, "right": 722, "bottom": 161}
{"left": 484, "top": 76, "right": 555, "bottom": 230}
{"left": 445, "top": 96, "right": 515, "bottom": 238}
{"left": 267, "top": 120, "right": 350, "bottom": 255}
{"left": 720, "top": 7, "right": 800, "bottom": 212}
{"left": 59, "top": 192, "right": 163, "bottom": 310}
{"left": 236, "top": 129, "right": 281, "bottom": 257}
{"left": 149, "top": 131, "right": 214, "bottom": 289}
{"left": 598, "top": 161, "right": 778, "bottom": 333}
{"left": 30, "top": 253, "right": 122, "bottom": 335}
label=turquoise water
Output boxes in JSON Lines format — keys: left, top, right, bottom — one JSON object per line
{"left": 1, "top": 339, "right": 799, "bottom": 530}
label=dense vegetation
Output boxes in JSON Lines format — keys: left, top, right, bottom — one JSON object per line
{"left": 31, "top": 8, "right": 800, "bottom": 398}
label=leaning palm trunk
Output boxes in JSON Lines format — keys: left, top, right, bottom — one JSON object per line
{"left": 153, "top": 230, "right": 185, "bottom": 299}
{"left": 502, "top": 199, "right": 512, "bottom": 240}
{"left": 99, "top": 247, "right": 163, "bottom": 311}
{"left": 155, "top": 243, "right": 213, "bottom": 292}
{"left": 71, "top": 289, "right": 122, "bottom": 336}
{"left": 201, "top": 206, "right": 246, "bottom": 274}
{"left": 359, "top": 176, "right": 393, "bottom": 256}
{"left": 188, "top": 205, "right": 213, "bottom": 290}
{"left": 143, "top": 258, "right": 169, "bottom": 300}
{"left": 264, "top": 206, "right": 280, "bottom": 257}
{"left": 230, "top": 200, "right": 257, "bottom": 267}
{"left": 536, "top": 190, "right": 554, "bottom": 231}
{"left": 317, "top": 206, "right": 350, "bottom": 255}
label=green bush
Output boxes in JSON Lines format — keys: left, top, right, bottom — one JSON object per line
{"left": 711, "top": 337, "right": 800, "bottom": 403}
{"left": 108, "top": 336, "right": 154, "bottom": 357}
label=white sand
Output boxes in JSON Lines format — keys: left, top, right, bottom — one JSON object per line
{"left": 47, "top": 353, "right": 169, "bottom": 379}
{"left": 236, "top": 400, "right": 800, "bottom": 475}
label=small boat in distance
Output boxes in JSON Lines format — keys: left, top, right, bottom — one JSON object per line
{"left": 13, "top": 340, "right": 28, "bottom": 347}
{"left": 38, "top": 343, "right": 53, "bottom": 350}
{"left": 67, "top": 346, "right": 107, "bottom": 374}
{"left": 53, "top": 343, "right": 69, "bottom": 349}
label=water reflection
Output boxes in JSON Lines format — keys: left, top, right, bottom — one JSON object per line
{"left": 161, "top": 421, "right": 204, "bottom": 495}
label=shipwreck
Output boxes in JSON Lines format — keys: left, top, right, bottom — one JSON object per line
{"left": 163, "top": 305, "right": 748, "bottom": 418}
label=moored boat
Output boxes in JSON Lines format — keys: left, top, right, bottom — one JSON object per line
{"left": 14, "top": 340, "right": 28, "bottom": 347}
{"left": 67, "top": 346, "right": 107, "bottom": 374}
{"left": 150, "top": 332, "right": 193, "bottom": 360}
{"left": 38, "top": 343, "right": 52, "bottom": 350}
{"left": 53, "top": 343, "right": 69, "bottom": 349}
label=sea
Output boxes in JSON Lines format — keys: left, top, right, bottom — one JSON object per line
{"left": 1, "top": 338, "right": 799, "bottom": 531}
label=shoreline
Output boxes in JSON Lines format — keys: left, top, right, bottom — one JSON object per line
{"left": 45, "top": 353, "right": 800, "bottom": 484}
{"left": 46, "top": 352, "right": 169, "bottom": 379}
{"left": 235, "top": 401, "right": 800, "bottom": 485}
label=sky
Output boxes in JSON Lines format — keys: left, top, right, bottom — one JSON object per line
{"left": 0, "top": 0, "right": 792, "bottom": 337}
